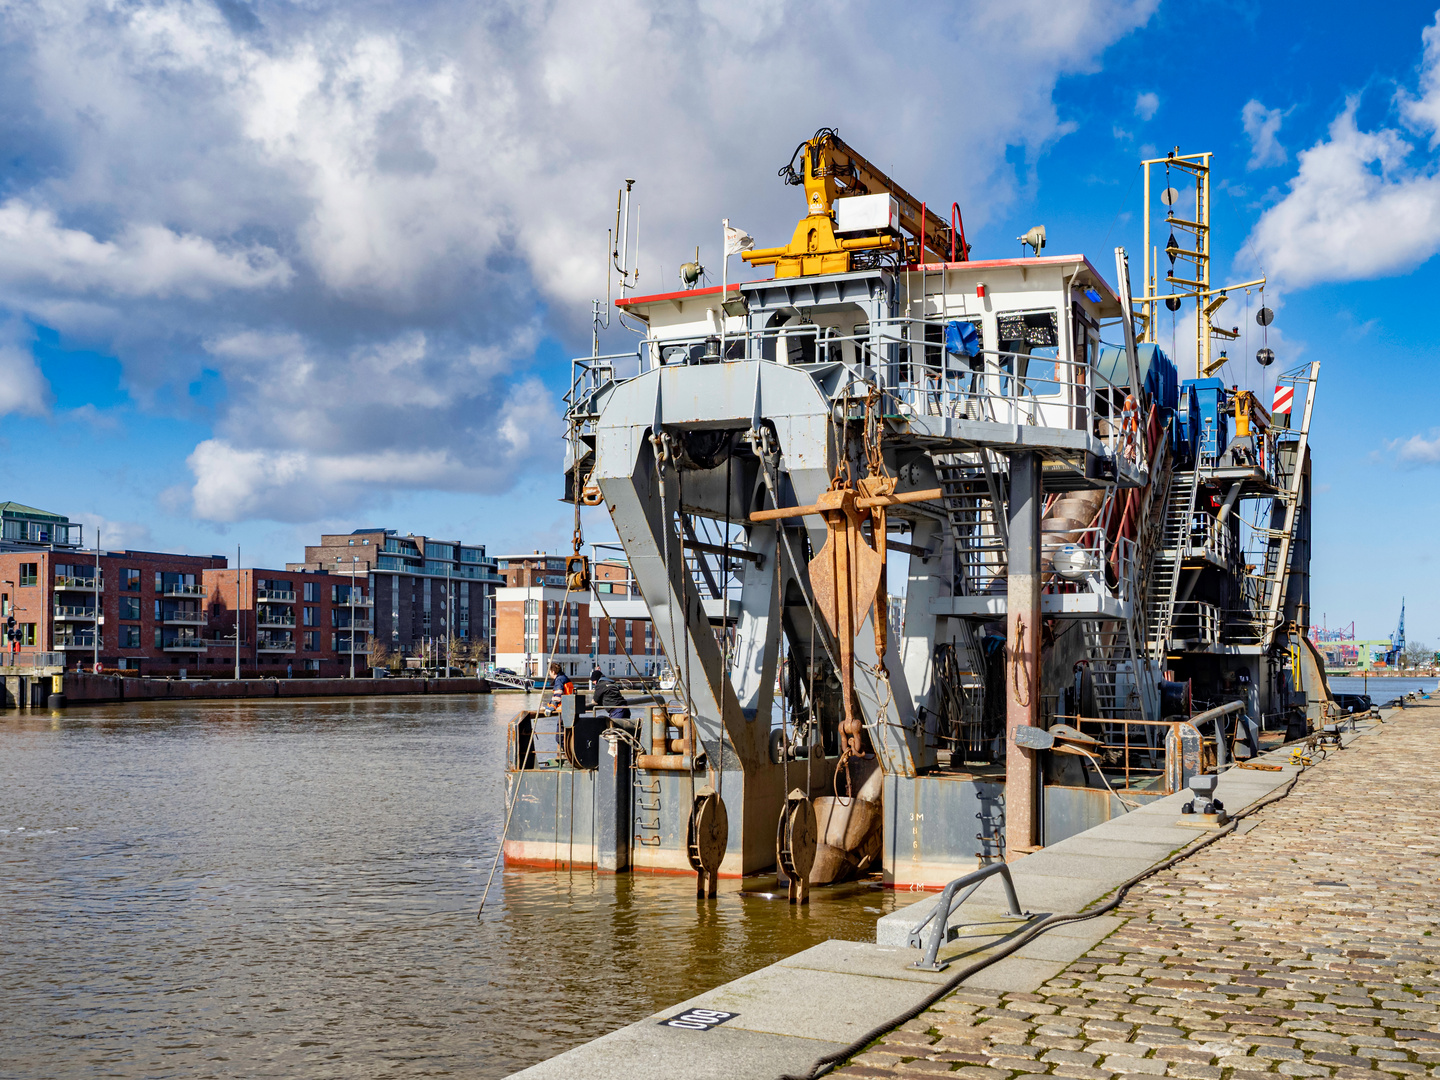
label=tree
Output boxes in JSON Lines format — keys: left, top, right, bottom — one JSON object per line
{"left": 368, "top": 637, "right": 392, "bottom": 671}
{"left": 1403, "top": 640, "right": 1433, "bottom": 669}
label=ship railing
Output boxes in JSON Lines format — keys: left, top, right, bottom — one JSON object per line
{"left": 1055, "top": 715, "right": 1201, "bottom": 796}
{"left": 1171, "top": 600, "right": 1223, "bottom": 646}
{"left": 1177, "top": 513, "right": 1236, "bottom": 564}
{"left": 1042, "top": 529, "right": 1135, "bottom": 599}
{"left": 567, "top": 317, "right": 1140, "bottom": 464}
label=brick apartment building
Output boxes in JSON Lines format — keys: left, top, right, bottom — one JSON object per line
{"left": 293, "top": 529, "right": 502, "bottom": 664}
{"left": 0, "top": 510, "right": 227, "bottom": 673}
{"left": 493, "top": 554, "right": 659, "bottom": 678}
{"left": 200, "top": 567, "right": 373, "bottom": 676}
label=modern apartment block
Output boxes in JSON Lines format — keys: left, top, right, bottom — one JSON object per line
{"left": 293, "top": 529, "right": 502, "bottom": 662}
{"left": 201, "top": 568, "right": 372, "bottom": 675}
{"left": 0, "top": 502, "right": 84, "bottom": 548}
{"left": 492, "top": 555, "right": 658, "bottom": 678}
{"left": 0, "top": 545, "right": 226, "bottom": 672}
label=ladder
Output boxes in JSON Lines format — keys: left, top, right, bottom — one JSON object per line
{"left": 1258, "top": 362, "right": 1320, "bottom": 648}
{"left": 1146, "top": 466, "right": 1201, "bottom": 662}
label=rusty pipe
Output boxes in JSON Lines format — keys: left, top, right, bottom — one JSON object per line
{"left": 636, "top": 753, "right": 696, "bottom": 771}
{"left": 748, "top": 487, "right": 944, "bottom": 523}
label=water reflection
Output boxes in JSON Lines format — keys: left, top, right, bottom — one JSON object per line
{"left": 0, "top": 694, "right": 895, "bottom": 1078}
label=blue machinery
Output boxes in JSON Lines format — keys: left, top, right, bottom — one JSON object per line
{"left": 503, "top": 140, "right": 1329, "bottom": 892}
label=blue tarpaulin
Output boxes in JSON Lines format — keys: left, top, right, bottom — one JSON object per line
{"left": 945, "top": 320, "right": 980, "bottom": 357}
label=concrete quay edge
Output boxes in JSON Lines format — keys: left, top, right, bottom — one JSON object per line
{"left": 508, "top": 705, "right": 1405, "bottom": 1080}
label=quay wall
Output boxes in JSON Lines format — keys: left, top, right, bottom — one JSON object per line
{"left": 4, "top": 673, "right": 490, "bottom": 708}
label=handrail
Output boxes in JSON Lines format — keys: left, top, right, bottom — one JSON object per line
{"left": 565, "top": 312, "right": 1144, "bottom": 465}
{"left": 906, "top": 861, "right": 1030, "bottom": 971}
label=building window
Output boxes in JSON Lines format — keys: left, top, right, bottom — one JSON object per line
{"left": 304, "top": 631, "right": 320, "bottom": 652}
{"left": 121, "top": 626, "right": 141, "bottom": 649}
{"left": 19, "top": 564, "right": 37, "bottom": 588}
{"left": 120, "top": 597, "right": 141, "bottom": 620}
{"left": 302, "top": 606, "right": 317, "bottom": 626}
{"left": 304, "top": 582, "right": 319, "bottom": 602}
{"left": 123, "top": 569, "right": 141, "bottom": 591}
{"left": 18, "top": 623, "right": 36, "bottom": 646}
{"left": 154, "top": 628, "right": 162, "bottom": 649}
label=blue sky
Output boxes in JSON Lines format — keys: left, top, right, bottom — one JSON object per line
{"left": 0, "top": 0, "right": 1435, "bottom": 646}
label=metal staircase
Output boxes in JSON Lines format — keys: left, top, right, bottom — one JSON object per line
{"left": 934, "top": 450, "right": 1008, "bottom": 596}
{"left": 1145, "top": 466, "right": 1202, "bottom": 662}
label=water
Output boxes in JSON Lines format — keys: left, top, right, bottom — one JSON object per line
{"left": 1327, "top": 674, "right": 1439, "bottom": 703}
{"left": 0, "top": 695, "right": 897, "bottom": 1079}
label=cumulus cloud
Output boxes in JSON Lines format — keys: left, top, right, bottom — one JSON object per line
{"left": 0, "top": 0, "right": 1159, "bottom": 522}
{"left": 0, "top": 320, "right": 52, "bottom": 418}
{"left": 1134, "top": 91, "right": 1159, "bottom": 121}
{"left": 1241, "top": 100, "right": 1286, "bottom": 169}
{"left": 76, "top": 513, "right": 155, "bottom": 552}
{"left": 1390, "top": 430, "right": 1440, "bottom": 465}
{"left": 1399, "top": 13, "right": 1440, "bottom": 145}
{"left": 0, "top": 200, "right": 291, "bottom": 299}
{"left": 1245, "top": 14, "right": 1440, "bottom": 286}
{"left": 187, "top": 371, "right": 558, "bottom": 522}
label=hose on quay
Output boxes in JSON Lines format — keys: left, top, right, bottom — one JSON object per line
{"left": 778, "top": 758, "right": 1316, "bottom": 1080}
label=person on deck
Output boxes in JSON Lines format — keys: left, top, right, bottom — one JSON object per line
{"left": 592, "top": 671, "right": 631, "bottom": 722}
{"left": 546, "top": 661, "right": 573, "bottom": 713}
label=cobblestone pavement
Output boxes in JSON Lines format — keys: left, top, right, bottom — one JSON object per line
{"left": 839, "top": 706, "right": 1440, "bottom": 1080}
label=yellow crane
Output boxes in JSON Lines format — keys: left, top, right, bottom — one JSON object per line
{"left": 742, "top": 127, "right": 966, "bottom": 279}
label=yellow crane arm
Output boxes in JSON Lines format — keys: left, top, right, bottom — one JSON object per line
{"left": 743, "top": 128, "right": 963, "bottom": 278}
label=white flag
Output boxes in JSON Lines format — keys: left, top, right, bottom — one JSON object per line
{"left": 723, "top": 218, "right": 754, "bottom": 257}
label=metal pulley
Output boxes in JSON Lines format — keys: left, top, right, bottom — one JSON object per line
{"left": 565, "top": 553, "right": 590, "bottom": 590}
{"left": 686, "top": 786, "right": 728, "bottom": 898}
{"left": 775, "top": 789, "right": 817, "bottom": 904}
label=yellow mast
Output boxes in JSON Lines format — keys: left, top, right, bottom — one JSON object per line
{"left": 1139, "top": 149, "right": 1265, "bottom": 379}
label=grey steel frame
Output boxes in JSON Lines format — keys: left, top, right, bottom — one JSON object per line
{"left": 906, "top": 861, "right": 1031, "bottom": 971}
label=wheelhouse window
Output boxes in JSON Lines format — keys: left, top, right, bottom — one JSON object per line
{"left": 997, "top": 310, "right": 1060, "bottom": 393}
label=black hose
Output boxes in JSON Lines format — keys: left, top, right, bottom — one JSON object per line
{"left": 778, "top": 766, "right": 1309, "bottom": 1080}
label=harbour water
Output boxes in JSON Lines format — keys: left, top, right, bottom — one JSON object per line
{"left": 0, "top": 695, "right": 896, "bottom": 1079}
{"left": 1327, "top": 674, "right": 1438, "bottom": 701}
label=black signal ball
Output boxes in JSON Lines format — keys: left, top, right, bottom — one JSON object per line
{"left": 1256, "top": 347, "right": 1275, "bottom": 367}
{"left": 1165, "top": 296, "right": 1182, "bottom": 311}
{"left": 1256, "top": 306, "right": 1274, "bottom": 326}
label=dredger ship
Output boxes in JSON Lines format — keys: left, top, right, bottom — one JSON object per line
{"left": 502, "top": 132, "right": 1331, "bottom": 892}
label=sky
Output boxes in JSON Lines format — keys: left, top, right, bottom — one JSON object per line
{"left": 0, "top": 0, "right": 1436, "bottom": 646}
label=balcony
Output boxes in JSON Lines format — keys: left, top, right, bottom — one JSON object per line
{"left": 56, "top": 634, "right": 100, "bottom": 650}
{"left": 54, "top": 604, "right": 98, "bottom": 621}
{"left": 164, "top": 610, "right": 205, "bottom": 625}
{"left": 256, "top": 634, "right": 296, "bottom": 653}
{"left": 163, "top": 583, "right": 205, "bottom": 598}
{"left": 162, "top": 634, "right": 207, "bottom": 652}
{"left": 256, "top": 589, "right": 296, "bottom": 603}
{"left": 55, "top": 575, "right": 103, "bottom": 592}
{"left": 332, "top": 618, "right": 373, "bottom": 632}
{"left": 346, "top": 595, "right": 375, "bottom": 607}
{"left": 257, "top": 613, "right": 296, "bottom": 628}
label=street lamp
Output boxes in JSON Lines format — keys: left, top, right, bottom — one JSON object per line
{"left": 2, "top": 580, "right": 12, "bottom": 664}
{"left": 336, "top": 555, "right": 360, "bottom": 678}
{"left": 93, "top": 528, "right": 101, "bottom": 674}
{"left": 351, "top": 555, "right": 359, "bottom": 678}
